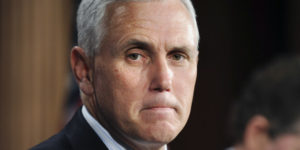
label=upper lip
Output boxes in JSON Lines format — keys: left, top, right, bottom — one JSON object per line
{"left": 144, "top": 105, "right": 173, "bottom": 109}
{"left": 141, "top": 94, "right": 178, "bottom": 111}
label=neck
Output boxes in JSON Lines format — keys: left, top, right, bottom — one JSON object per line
{"left": 84, "top": 103, "right": 167, "bottom": 150}
{"left": 112, "top": 132, "right": 167, "bottom": 150}
{"left": 96, "top": 112, "right": 166, "bottom": 150}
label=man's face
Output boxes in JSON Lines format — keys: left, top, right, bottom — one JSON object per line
{"left": 93, "top": 0, "right": 198, "bottom": 146}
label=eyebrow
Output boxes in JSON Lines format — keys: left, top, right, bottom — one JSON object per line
{"left": 126, "top": 39, "right": 153, "bottom": 51}
{"left": 169, "top": 46, "right": 198, "bottom": 59}
{"left": 123, "top": 39, "right": 198, "bottom": 57}
{"left": 171, "top": 46, "right": 193, "bottom": 54}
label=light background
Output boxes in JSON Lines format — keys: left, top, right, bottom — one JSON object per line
{"left": 0, "top": 0, "right": 72, "bottom": 149}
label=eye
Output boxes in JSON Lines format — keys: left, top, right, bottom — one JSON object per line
{"left": 125, "top": 50, "right": 149, "bottom": 64}
{"left": 169, "top": 52, "right": 188, "bottom": 62}
{"left": 172, "top": 53, "right": 185, "bottom": 61}
{"left": 127, "top": 53, "right": 142, "bottom": 60}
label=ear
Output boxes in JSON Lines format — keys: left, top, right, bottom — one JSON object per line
{"left": 243, "top": 115, "right": 271, "bottom": 150}
{"left": 70, "top": 46, "right": 94, "bottom": 96}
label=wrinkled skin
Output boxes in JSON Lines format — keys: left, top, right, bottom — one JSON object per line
{"left": 73, "top": 0, "right": 199, "bottom": 149}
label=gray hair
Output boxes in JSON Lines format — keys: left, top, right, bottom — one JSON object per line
{"left": 77, "top": 0, "right": 199, "bottom": 57}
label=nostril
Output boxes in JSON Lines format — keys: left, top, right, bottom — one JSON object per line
{"left": 153, "top": 88, "right": 163, "bottom": 92}
{"left": 153, "top": 87, "right": 170, "bottom": 92}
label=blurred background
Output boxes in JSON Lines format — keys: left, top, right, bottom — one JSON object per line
{"left": 1, "top": 0, "right": 300, "bottom": 149}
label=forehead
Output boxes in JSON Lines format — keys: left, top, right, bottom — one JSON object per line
{"left": 112, "top": 0, "right": 187, "bottom": 16}
{"left": 102, "top": 0, "right": 197, "bottom": 48}
{"left": 107, "top": 0, "right": 189, "bottom": 18}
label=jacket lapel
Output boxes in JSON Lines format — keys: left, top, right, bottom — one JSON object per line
{"left": 64, "top": 107, "right": 108, "bottom": 150}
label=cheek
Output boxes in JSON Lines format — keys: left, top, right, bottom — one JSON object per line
{"left": 174, "top": 67, "right": 197, "bottom": 95}
{"left": 173, "top": 67, "right": 197, "bottom": 110}
{"left": 113, "top": 67, "right": 147, "bottom": 95}
{"left": 101, "top": 66, "right": 147, "bottom": 109}
{"left": 94, "top": 66, "right": 146, "bottom": 124}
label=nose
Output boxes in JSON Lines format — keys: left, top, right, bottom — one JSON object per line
{"left": 149, "top": 58, "right": 173, "bottom": 92}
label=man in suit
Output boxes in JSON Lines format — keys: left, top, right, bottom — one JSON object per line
{"left": 227, "top": 56, "right": 300, "bottom": 150}
{"left": 31, "top": 0, "right": 199, "bottom": 149}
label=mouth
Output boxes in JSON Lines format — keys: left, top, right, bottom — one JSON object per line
{"left": 143, "top": 106, "right": 175, "bottom": 111}
{"left": 141, "top": 105, "right": 177, "bottom": 116}
{"left": 140, "top": 94, "right": 179, "bottom": 118}
{"left": 140, "top": 107, "right": 176, "bottom": 123}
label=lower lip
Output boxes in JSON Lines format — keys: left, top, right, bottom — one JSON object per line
{"left": 140, "top": 107, "right": 177, "bottom": 123}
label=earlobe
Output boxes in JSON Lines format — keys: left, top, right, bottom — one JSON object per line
{"left": 243, "top": 115, "right": 271, "bottom": 150}
{"left": 79, "top": 78, "right": 94, "bottom": 96}
{"left": 70, "top": 46, "right": 94, "bottom": 95}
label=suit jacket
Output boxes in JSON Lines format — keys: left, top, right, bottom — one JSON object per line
{"left": 30, "top": 108, "right": 108, "bottom": 150}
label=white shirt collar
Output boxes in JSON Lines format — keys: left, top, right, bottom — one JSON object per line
{"left": 82, "top": 105, "right": 126, "bottom": 150}
{"left": 81, "top": 105, "right": 168, "bottom": 150}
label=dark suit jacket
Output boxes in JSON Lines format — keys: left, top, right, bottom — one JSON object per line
{"left": 30, "top": 108, "right": 108, "bottom": 150}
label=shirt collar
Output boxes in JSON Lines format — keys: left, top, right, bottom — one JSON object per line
{"left": 81, "top": 105, "right": 168, "bottom": 150}
{"left": 82, "top": 105, "right": 126, "bottom": 150}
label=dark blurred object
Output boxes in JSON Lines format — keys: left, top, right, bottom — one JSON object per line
{"left": 228, "top": 55, "right": 300, "bottom": 149}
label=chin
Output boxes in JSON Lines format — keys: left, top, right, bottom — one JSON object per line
{"left": 140, "top": 121, "right": 182, "bottom": 143}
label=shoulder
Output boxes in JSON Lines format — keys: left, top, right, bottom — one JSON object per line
{"left": 30, "top": 131, "right": 72, "bottom": 150}
{"left": 30, "top": 107, "right": 108, "bottom": 150}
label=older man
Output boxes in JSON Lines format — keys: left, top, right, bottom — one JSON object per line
{"left": 31, "top": 0, "right": 199, "bottom": 149}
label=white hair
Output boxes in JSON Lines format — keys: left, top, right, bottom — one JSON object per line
{"left": 77, "top": 0, "right": 199, "bottom": 57}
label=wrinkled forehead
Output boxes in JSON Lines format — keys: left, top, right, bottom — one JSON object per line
{"left": 106, "top": 0, "right": 191, "bottom": 21}
{"left": 103, "top": 0, "right": 197, "bottom": 42}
